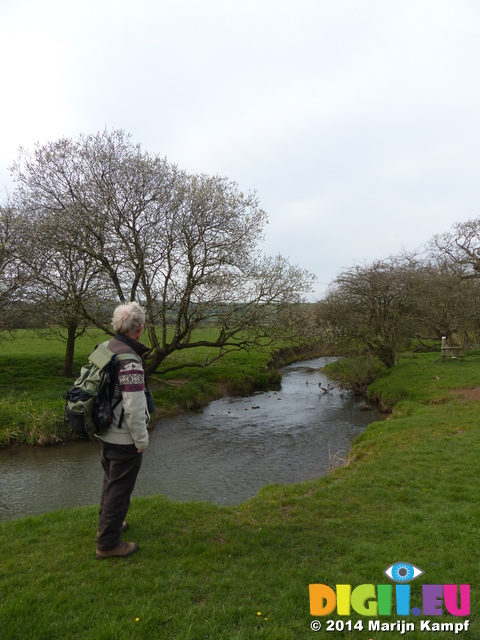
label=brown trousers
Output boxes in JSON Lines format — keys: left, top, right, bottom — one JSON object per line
{"left": 97, "top": 442, "right": 143, "bottom": 550}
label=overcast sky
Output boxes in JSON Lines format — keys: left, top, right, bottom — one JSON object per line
{"left": 1, "top": 0, "right": 480, "bottom": 298}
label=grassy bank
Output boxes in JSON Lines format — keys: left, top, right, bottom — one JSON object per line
{"left": 0, "top": 330, "right": 290, "bottom": 447}
{"left": 0, "top": 351, "right": 478, "bottom": 638}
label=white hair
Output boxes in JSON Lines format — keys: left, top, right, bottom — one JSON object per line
{"left": 111, "top": 302, "right": 145, "bottom": 335}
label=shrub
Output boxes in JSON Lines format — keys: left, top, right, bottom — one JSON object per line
{"left": 323, "top": 355, "right": 386, "bottom": 394}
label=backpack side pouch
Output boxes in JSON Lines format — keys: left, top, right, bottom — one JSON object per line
{"left": 65, "top": 394, "right": 96, "bottom": 439}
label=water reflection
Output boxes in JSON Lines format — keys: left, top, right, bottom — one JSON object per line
{"left": 0, "top": 358, "right": 379, "bottom": 520}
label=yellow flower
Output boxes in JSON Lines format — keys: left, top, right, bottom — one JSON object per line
{"left": 135, "top": 618, "right": 140, "bottom": 622}
{"left": 257, "top": 611, "right": 262, "bottom": 616}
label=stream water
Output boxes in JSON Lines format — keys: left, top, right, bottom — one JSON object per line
{"left": 0, "top": 358, "right": 379, "bottom": 520}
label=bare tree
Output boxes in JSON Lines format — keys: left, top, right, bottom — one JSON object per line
{"left": 430, "top": 218, "right": 480, "bottom": 279}
{"left": 317, "top": 244, "right": 480, "bottom": 365}
{"left": 11, "top": 129, "right": 316, "bottom": 374}
{"left": 410, "top": 258, "right": 480, "bottom": 346}
{"left": 0, "top": 200, "right": 30, "bottom": 332}
{"left": 316, "top": 256, "right": 424, "bottom": 367}
{"left": 427, "top": 221, "right": 480, "bottom": 345}
{"left": 17, "top": 212, "right": 109, "bottom": 375}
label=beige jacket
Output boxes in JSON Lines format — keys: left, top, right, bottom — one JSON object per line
{"left": 96, "top": 335, "right": 149, "bottom": 450}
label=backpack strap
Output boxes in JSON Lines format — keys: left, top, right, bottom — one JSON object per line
{"left": 103, "top": 345, "right": 143, "bottom": 430}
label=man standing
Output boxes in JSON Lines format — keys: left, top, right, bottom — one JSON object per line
{"left": 96, "top": 302, "right": 150, "bottom": 559}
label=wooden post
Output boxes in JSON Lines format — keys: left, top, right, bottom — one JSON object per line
{"left": 441, "top": 336, "right": 447, "bottom": 358}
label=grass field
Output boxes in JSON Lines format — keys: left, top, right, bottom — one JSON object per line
{"left": 0, "top": 329, "right": 283, "bottom": 446}
{"left": 0, "top": 350, "right": 478, "bottom": 638}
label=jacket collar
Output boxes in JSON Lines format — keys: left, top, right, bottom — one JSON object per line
{"left": 113, "top": 333, "right": 150, "bottom": 357}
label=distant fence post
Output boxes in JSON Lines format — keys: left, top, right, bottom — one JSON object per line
{"left": 441, "top": 336, "right": 463, "bottom": 359}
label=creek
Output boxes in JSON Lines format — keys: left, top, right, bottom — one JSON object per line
{"left": 0, "top": 357, "right": 380, "bottom": 520}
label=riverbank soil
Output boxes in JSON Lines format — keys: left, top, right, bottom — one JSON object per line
{"left": 0, "top": 351, "right": 478, "bottom": 639}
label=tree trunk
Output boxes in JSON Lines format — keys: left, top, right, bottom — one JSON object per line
{"left": 377, "top": 345, "right": 397, "bottom": 369}
{"left": 63, "top": 322, "right": 77, "bottom": 377}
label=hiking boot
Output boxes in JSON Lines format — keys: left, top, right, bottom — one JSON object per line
{"left": 96, "top": 540, "right": 139, "bottom": 559}
{"left": 96, "top": 521, "right": 129, "bottom": 539}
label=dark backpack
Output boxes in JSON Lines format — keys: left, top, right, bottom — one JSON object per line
{"left": 65, "top": 342, "right": 141, "bottom": 439}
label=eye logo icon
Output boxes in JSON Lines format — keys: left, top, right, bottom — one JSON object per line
{"left": 384, "top": 562, "right": 424, "bottom": 583}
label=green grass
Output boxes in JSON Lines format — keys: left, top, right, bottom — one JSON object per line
{"left": 368, "top": 350, "right": 480, "bottom": 408}
{"left": 0, "top": 330, "right": 100, "bottom": 445}
{"left": 0, "top": 350, "right": 479, "bottom": 638}
{"left": 0, "top": 330, "right": 281, "bottom": 446}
